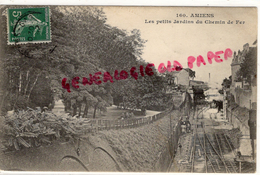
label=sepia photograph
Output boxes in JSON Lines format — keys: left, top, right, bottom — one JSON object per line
{"left": 0, "top": 5, "right": 257, "bottom": 173}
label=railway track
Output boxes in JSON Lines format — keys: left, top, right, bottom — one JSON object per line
{"left": 184, "top": 106, "right": 238, "bottom": 173}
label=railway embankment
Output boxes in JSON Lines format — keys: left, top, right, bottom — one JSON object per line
{"left": 226, "top": 105, "right": 251, "bottom": 156}
{"left": 0, "top": 110, "right": 182, "bottom": 172}
{"left": 99, "top": 110, "right": 182, "bottom": 172}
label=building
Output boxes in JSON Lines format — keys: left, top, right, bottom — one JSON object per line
{"left": 165, "top": 68, "right": 190, "bottom": 93}
{"left": 190, "top": 80, "right": 209, "bottom": 91}
{"left": 226, "top": 40, "right": 257, "bottom": 159}
{"left": 230, "top": 42, "right": 257, "bottom": 109}
{"left": 168, "top": 69, "right": 190, "bottom": 87}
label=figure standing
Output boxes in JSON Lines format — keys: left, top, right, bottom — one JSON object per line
{"left": 186, "top": 118, "right": 191, "bottom": 133}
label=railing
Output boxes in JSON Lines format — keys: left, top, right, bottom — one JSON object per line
{"left": 154, "top": 118, "right": 183, "bottom": 172}
{"left": 226, "top": 107, "right": 249, "bottom": 129}
{"left": 88, "top": 110, "right": 171, "bottom": 132}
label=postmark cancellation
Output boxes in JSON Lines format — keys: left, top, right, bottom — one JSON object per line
{"left": 7, "top": 7, "right": 51, "bottom": 45}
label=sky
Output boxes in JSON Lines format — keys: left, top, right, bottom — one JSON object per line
{"left": 103, "top": 7, "right": 257, "bottom": 88}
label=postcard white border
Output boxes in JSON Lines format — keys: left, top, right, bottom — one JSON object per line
{"left": 0, "top": 1, "right": 259, "bottom": 175}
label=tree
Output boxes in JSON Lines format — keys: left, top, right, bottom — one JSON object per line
{"left": 52, "top": 7, "right": 149, "bottom": 118}
{"left": 1, "top": 6, "right": 167, "bottom": 118}
{"left": 236, "top": 47, "right": 257, "bottom": 85}
{"left": 56, "top": 8, "right": 147, "bottom": 118}
{"left": 116, "top": 60, "right": 171, "bottom": 113}
{"left": 1, "top": 6, "right": 62, "bottom": 112}
{"left": 0, "top": 6, "right": 109, "bottom": 113}
{"left": 185, "top": 68, "right": 196, "bottom": 80}
{"left": 221, "top": 76, "right": 232, "bottom": 89}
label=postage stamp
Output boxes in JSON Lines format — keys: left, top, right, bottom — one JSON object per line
{"left": 7, "top": 7, "right": 51, "bottom": 45}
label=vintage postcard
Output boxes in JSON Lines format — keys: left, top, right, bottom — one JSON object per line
{"left": 0, "top": 6, "right": 257, "bottom": 173}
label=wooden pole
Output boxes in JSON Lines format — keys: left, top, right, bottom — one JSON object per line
{"left": 204, "top": 132, "right": 207, "bottom": 173}
{"left": 239, "top": 161, "right": 241, "bottom": 173}
{"left": 170, "top": 112, "right": 172, "bottom": 145}
{"left": 189, "top": 146, "right": 193, "bottom": 163}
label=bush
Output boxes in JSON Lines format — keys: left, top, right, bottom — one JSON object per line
{"left": 2, "top": 108, "right": 92, "bottom": 151}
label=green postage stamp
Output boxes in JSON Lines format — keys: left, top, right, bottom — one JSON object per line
{"left": 7, "top": 7, "right": 51, "bottom": 45}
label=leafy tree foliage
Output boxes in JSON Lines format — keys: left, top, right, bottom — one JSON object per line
{"left": 0, "top": 6, "right": 172, "bottom": 117}
{"left": 115, "top": 61, "right": 172, "bottom": 113}
{"left": 184, "top": 68, "right": 196, "bottom": 80}
{"left": 221, "top": 76, "right": 232, "bottom": 89}
{"left": 236, "top": 47, "right": 257, "bottom": 85}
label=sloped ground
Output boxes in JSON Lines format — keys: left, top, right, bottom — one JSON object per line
{"left": 98, "top": 110, "right": 181, "bottom": 172}
{"left": 0, "top": 110, "right": 181, "bottom": 172}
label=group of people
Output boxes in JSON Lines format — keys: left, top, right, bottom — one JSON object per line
{"left": 181, "top": 116, "right": 191, "bottom": 133}
{"left": 120, "top": 111, "right": 134, "bottom": 120}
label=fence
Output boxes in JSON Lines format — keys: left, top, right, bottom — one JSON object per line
{"left": 86, "top": 96, "right": 188, "bottom": 171}
{"left": 154, "top": 118, "right": 182, "bottom": 172}
{"left": 226, "top": 107, "right": 253, "bottom": 157}
{"left": 153, "top": 98, "right": 192, "bottom": 172}
{"left": 226, "top": 107, "right": 249, "bottom": 136}
{"left": 85, "top": 106, "right": 185, "bottom": 171}
{"left": 88, "top": 110, "right": 171, "bottom": 132}
{"left": 87, "top": 91, "right": 189, "bottom": 132}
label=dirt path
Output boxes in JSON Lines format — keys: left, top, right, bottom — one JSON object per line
{"left": 97, "top": 105, "right": 161, "bottom": 120}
